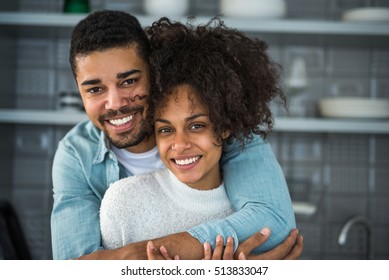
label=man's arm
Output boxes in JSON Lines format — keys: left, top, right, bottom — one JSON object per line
{"left": 145, "top": 228, "right": 304, "bottom": 260}
{"left": 51, "top": 140, "right": 105, "bottom": 259}
{"left": 78, "top": 232, "right": 202, "bottom": 260}
{"left": 81, "top": 229, "right": 303, "bottom": 260}
{"left": 188, "top": 135, "right": 296, "bottom": 253}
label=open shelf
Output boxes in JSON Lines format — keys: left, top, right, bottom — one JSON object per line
{"left": 1, "top": 11, "right": 388, "bottom": 35}
{"left": 1, "top": 109, "right": 388, "bottom": 133}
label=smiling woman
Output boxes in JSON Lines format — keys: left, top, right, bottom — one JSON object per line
{"left": 155, "top": 85, "right": 225, "bottom": 190}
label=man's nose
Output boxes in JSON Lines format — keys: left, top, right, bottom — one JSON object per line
{"left": 105, "top": 88, "right": 127, "bottom": 111}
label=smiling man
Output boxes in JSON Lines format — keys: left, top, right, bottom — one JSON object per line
{"left": 50, "top": 10, "right": 301, "bottom": 260}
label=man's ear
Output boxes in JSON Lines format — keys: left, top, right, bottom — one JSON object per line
{"left": 222, "top": 130, "right": 231, "bottom": 139}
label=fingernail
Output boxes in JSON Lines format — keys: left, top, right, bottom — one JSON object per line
{"left": 148, "top": 241, "right": 155, "bottom": 250}
{"left": 160, "top": 245, "right": 167, "bottom": 254}
{"left": 227, "top": 236, "right": 233, "bottom": 243}
{"left": 216, "top": 235, "right": 222, "bottom": 243}
{"left": 260, "top": 228, "right": 270, "bottom": 236}
{"left": 238, "top": 252, "right": 246, "bottom": 260}
{"left": 204, "top": 242, "right": 210, "bottom": 251}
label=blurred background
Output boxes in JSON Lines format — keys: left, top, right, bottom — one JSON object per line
{"left": 0, "top": 0, "right": 388, "bottom": 260}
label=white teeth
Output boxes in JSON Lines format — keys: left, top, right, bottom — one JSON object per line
{"left": 109, "top": 115, "right": 133, "bottom": 126}
{"left": 175, "top": 156, "right": 200, "bottom": 166}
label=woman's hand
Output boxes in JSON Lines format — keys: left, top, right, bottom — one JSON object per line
{"left": 146, "top": 241, "right": 180, "bottom": 260}
{"left": 203, "top": 228, "right": 271, "bottom": 260}
{"left": 146, "top": 228, "right": 303, "bottom": 260}
{"left": 203, "top": 235, "right": 235, "bottom": 260}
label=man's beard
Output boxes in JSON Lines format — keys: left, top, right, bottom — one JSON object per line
{"left": 106, "top": 119, "right": 150, "bottom": 149}
{"left": 100, "top": 105, "right": 151, "bottom": 149}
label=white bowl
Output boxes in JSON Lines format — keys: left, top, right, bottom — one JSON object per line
{"left": 318, "top": 97, "right": 389, "bottom": 118}
{"left": 144, "top": 0, "right": 189, "bottom": 17}
{"left": 342, "top": 7, "right": 389, "bottom": 22}
{"left": 220, "top": 0, "right": 286, "bottom": 18}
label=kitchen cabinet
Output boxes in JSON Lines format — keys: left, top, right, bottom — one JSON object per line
{"left": 1, "top": 0, "right": 388, "bottom": 260}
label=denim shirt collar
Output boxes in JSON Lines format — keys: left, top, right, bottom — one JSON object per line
{"left": 94, "top": 130, "right": 112, "bottom": 164}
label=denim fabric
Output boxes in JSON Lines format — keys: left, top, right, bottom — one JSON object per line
{"left": 51, "top": 120, "right": 295, "bottom": 259}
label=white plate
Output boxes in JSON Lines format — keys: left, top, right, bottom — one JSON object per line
{"left": 220, "top": 0, "right": 286, "bottom": 18}
{"left": 318, "top": 97, "right": 389, "bottom": 118}
{"left": 342, "top": 7, "right": 389, "bottom": 22}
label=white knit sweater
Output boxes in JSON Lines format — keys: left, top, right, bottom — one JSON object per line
{"left": 100, "top": 168, "right": 234, "bottom": 249}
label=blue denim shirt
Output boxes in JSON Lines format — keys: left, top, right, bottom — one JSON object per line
{"left": 51, "top": 121, "right": 295, "bottom": 259}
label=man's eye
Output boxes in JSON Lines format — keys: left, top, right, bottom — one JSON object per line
{"left": 88, "top": 87, "right": 102, "bottom": 94}
{"left": 123, "top": 79, "right": 136, "bottom": 86}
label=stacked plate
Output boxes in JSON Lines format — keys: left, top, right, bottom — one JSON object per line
{"left": 318, "top": 97, "right": 389, "bottom": 118}
{"left": 342, "top": 7, "right": 389, "bottom": 22}
{"left": 220, "top": 0, "right": 286, "bottom": 18}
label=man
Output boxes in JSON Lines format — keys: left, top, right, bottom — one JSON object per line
{"left": 51, "top": 10, "right": 302, "bottom": 260}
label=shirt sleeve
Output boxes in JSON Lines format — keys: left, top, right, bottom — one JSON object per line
{"left": 187, "top": 135, "right": 296, "bottom": 253}
{"left": 51, "top": 140, "right": 103, "bottom": 260}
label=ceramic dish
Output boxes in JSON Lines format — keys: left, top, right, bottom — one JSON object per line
{"left": 143, "top": 0, "right": 189, "bottom": 17}
{"left": 220, "top": 0, "right": 286, "bottom": 18}
{"left": 342, "top": 7, "right": 389, "bottom": 22}
{"left": 318, "top": 97, "right": 389, "bottom": 118}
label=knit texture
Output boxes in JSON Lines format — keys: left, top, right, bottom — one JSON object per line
{"left": 100, "top": 168, "right": 234, "bottom": 249}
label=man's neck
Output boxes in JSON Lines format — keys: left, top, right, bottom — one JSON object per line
{"left": 125, "top": 134, "right": 156, "bottom": 154}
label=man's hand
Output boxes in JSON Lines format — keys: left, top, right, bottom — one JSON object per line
{"left": 235, "top": 228, "right": 303, "bottom": 260}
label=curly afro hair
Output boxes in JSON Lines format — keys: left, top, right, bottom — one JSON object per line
{"left": 146, "top": 17, "right": 286, "bottom": 148}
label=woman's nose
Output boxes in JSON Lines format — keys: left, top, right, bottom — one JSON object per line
{"left": 171, "top": 132, "right": 191, "bottom": 152}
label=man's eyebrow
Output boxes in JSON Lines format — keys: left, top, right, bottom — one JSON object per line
{"left": 80, "top": 69, "right": 141, "bottom": 86}
{"left": 80, "top": 79, "right": 101, "bottom": 86}
{"left": 117, "top": 69, "right": 141, "bottom": 79}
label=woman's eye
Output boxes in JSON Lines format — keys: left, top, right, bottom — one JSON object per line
{"left": 157, "top": 127, "right": 172, "bottom": 134}
{"left": 190, "top": 124, "right": 204, "bottom": 130}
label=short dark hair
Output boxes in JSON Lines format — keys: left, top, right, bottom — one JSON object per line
{"left": 69, "top": 10, "right": 151, "bottom": 77}
{"left": 147, "top": 17, "right": 286, "bottom": 148}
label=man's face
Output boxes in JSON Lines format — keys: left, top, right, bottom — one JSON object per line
{"left": 75, "top": 46, "right": 155, "bottom": 153}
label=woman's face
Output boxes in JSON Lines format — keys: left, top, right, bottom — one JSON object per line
{"left": 155, "top": 85, "right": 222, "bottom": 190}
